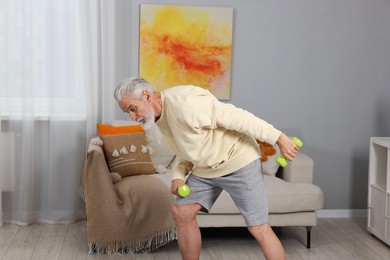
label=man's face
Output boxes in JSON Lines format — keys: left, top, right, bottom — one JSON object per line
{"left": 118, "top": 92, "right": 155, "bottom": 130}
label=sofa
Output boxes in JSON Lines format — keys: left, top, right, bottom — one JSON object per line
{"left": 81, "top": 121, "right": 323, "bottom": 253}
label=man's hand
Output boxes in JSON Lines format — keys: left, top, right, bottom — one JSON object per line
{"left": 171, "top": 179, "right": 186, "bottom": 196}
{"left": 276, "top": 133, "right": 300, "bottom": 161}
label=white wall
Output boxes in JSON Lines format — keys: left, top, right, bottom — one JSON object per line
{"left": 114, "top": 0, "right": 390, "bottom": 209}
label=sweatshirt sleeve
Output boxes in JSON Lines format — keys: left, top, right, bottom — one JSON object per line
{"left": 171, "top": 157, "right": 194, "bottom": 181}
{"left": 212, "top": 101, "right": 282, "bottom": 145}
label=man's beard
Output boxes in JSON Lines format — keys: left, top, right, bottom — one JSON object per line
{"left": 136, "top": 103, "right": 155, "bottom": 130}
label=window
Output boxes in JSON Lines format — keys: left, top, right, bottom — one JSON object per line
{"left": 0, "top": 0, "right": 85, "bottom": 119}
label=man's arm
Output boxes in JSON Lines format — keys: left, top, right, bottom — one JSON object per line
{"left": 212, "top": 101, "right": 299, "bottom": 160}
{"left": 170, "top": 158, "right": 194, "bottom": 195}
{"left": 213, "top": 101, "right": 281, "bottom": 145}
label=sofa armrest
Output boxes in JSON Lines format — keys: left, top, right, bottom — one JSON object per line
{"left": 276, "top": 152, "right": 314, "bottom": 184}
{"left": 80, "top": 141, "right": 112, "bottom": 199}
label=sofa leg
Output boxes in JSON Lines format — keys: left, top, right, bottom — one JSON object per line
{"left": 306, "top": 226, "right": 312, "bottom": 249}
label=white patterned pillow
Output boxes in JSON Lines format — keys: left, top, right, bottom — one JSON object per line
{"left": 261, "top": 145, "right": 281, "bottom": 176}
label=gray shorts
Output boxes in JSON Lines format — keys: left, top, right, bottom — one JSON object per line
{"left": 175, "top": 159, "right": 269, "bottom": 226}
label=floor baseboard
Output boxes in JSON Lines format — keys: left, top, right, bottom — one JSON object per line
{"left": 317, "top": 209, "right": 367, "bottom": 218}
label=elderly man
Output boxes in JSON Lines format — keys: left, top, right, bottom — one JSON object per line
{"left": 114, "top": 77, "right": 299, "bottom": 260}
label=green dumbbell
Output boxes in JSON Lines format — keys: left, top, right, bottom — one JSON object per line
{"left": 276, "top": 137, "right": 303, "bottom": 167}
{"left": 178, "top": 184, "right": 191, "bottom": 197}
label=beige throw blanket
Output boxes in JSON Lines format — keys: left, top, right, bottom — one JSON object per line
{"left": 80, "top": 144, "right": 176, "bottom": 254}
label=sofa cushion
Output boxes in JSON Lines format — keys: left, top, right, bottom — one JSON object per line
{"left": 99, "top": 133, "right": 155, "bottom": 177}
{"left": 109, "top": 121, "right": 176, "bottom": 170}
{"left": 264, "top": 175, "right": 323, "bottom": 213}
{"left": 261, "top": 145, "right": 281, "bottom": 176}
{"left": 145, "top": 124, "right": 176, "bottom": 169}
{"left": 205, "top": 175, "right": 323, "bottom": 214}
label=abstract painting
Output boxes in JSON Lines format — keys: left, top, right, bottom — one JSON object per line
{"left": 139, "top": 5, "right": 233, "bottom": 100}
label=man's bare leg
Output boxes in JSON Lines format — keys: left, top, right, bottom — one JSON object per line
{"left": 248, "top": 223, "right": 286, "bottom": 260}
{"left": 172, "top": 203, "right": 202, "bottom": 260}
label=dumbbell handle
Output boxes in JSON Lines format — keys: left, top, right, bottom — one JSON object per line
{"left": 276, "top": 137, "right": 303, "bottom": 167}
{"left": 178, "top": 184, "right": 191, "bottom": 197}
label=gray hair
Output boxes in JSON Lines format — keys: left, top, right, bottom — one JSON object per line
{"left": 114, "top": 77, "right": 155, "bottom": 101}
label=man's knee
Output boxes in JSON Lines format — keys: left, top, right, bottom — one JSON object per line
{"left": 247, "top": 223, "right": 273, "bottom": 240}
{"left": 172, "top": 204, "right": 201, "bottom": 224}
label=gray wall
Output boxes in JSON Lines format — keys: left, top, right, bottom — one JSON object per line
{"left": 114, "top": 0, "right": 390, "bottom": 209}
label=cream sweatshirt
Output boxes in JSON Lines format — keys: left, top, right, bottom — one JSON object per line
{"left": 155, "top": 85, "right": 281, "bottom": 180}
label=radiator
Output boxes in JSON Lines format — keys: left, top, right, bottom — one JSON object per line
{"left": 0, "top": 132, "right": 15, "bottom": 192}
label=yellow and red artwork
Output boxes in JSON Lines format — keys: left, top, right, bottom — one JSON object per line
{"left": 139, "top": 5, "right": 233, "bottom": 100}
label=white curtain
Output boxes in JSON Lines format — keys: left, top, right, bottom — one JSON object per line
{"left": 0, "top": 0, "right": 117, "bottom": 225}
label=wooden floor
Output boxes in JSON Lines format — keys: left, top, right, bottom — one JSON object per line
{"left": 0, "top": 218, "right": 389, "bottom": 259}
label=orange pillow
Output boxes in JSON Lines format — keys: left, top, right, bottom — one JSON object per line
{"left": 97, "top": 123, "right": 144, "bottom": 135}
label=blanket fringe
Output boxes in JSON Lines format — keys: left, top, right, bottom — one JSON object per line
{"left": 88, "top": 226, "right": 177, "bottom": 255}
